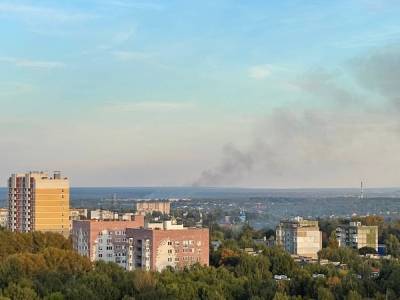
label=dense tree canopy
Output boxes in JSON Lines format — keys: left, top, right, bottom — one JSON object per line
{"left": 0, "top": 218, "right": 399, "bottom": 299}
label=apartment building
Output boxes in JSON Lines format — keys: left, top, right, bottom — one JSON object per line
{"left": 336, "top": 221, "right": 378, "bottom": 251}
{"left": 126, "top": 220, "right": 209, "bottom": 272}
{"left": 0, "top": 208, "right": 8, "bottom": 228}
{"left": 135, "top": 200, "right": 171, "bottom": 215}
{"left": 7, "top": 171, "right": 70, "bottom": 237}
{"left": 69, "top": 208, "right": 88, "bottom": 231}
{"left": 71, "top": 215, "right": 145, "bottom": 269}
{"left": 89, "top": 209, "right": 118, "bottom": 220}
{"left": 276, "top": 217, "right": 322, "bottom": 259}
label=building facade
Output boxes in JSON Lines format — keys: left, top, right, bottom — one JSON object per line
{"left": 0, "top": 208, "right": 8, "bottom": 228}
{"left": 126, "top": 221, "right": 209, "bottom": 272}
{"left": 276, "top": 217, "right": 322, "bottom": 259}
{"left": 71, "top": 216, "right": 145, "bottom": 269}
{"left": 89, "top": 209, "right": 117, "bottom": 220}
{"left": 7, "top": 171, "right": 70, "bottom": 237}
{"left": 135, "top": 200, "right": 171, "bottom": 215}
{"left": 69, "top": 208, "right": 88, "bottom": 231}
{"left": 336, "top": 221, "right": 378, "bottom": 251}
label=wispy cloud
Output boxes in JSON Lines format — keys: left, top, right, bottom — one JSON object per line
{"left": 113, "top": 28, "right": 136, "bottom": 45}
{"left": 0, "top": 57, "right": 66, "bottom": 69}
{"left": 333, "top": 26, "right": 400, "bottom": 49}
{"left": 104, "top": 1, "right": 163, "bottom": 11}
{"left": 112, "top": 50, "right": 153, "bottom": 61}
{"left": 0, "top": 82, "right": 35, "bottom": 96}
{"left": 248, "top": 65, "right": 272, "bottom": 80}
{"left": 0, "top": 3, "right": 95, "bottom": 22}
{"left": 96, "top": 28, "right": 137, "bottom": 51}
{"left": 101, "top": 101, "right": 195, "bottom": 113}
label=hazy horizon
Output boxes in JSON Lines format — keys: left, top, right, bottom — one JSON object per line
{"left": 2, "top": 1, "right": 400, "bottom": 187}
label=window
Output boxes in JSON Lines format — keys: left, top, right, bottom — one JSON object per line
{"left": 167, "top": 241, "right": 172, "bottom": 245}
{"left": 98, "top": 254, "right": 103, "bottom": 258}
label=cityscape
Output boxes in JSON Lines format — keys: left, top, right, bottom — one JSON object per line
{"left": 1, "top": 171, "right": 398, "bottom": 299}
{"left": 2, "top": 1, "right": 400, "bottom": 299}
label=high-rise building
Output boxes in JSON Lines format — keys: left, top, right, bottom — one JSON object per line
{"left": 7, "top": 171, "right": 70, "bottom": 237}
{"left": 0, "top": 208, "right": 8, "bottom": 228}
{"left": 276, "top": 217, "right": 322, "bottom": 259}
{"left": 336, "top": 221, "right": 378, "bottom": 251}
{"left": 135, "top": 200, "right": 171, "bottom": 215}
{"left": 126, "top": 220, "right": 209, "bottom": 272}
{"left": 71, "top": 216, "right": 145, "bottom": 269}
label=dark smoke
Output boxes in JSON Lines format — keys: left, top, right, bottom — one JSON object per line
{"left": 193, "top": 46, "right": 400, "bottom": 187}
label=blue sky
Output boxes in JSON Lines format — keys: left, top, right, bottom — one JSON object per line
{"left": 1, "top": 0, "right": 400, "bottom": 187}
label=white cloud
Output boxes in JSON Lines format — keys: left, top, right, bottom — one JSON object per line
{"left": 0, "top": 57, "right": 66, "bottom": 69}
{"left": 248, "top": 65, "right": 272, "bottom": 80}
{"left": 0, "top": 3, "right": 95, "bottom": 22}
{"left": 101, "top": 101, "right": 195, "bottom": 113}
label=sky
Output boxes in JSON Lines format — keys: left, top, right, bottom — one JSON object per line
{"left": 1, "top": 0, "right": 400, "bottom": 187}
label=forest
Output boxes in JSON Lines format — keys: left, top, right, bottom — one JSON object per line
{"left": 1, "top": 216, "right": 400, "bottom": 299}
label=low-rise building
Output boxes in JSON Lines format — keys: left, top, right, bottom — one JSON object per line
{"left": 71, "top": 215, "right": 145, "bottom": 269}
{"left": 126, "top": 220, "right": 209, "bottom": 271}
{"left": 89, "top": 209, "right": 117, "bottom": 220}
{"left": 135, "top": 200, "right": 171, "bottom": 215}
{"left": 336, "top": 221, "right": 378, "bottom": 251}
{"left": 276, "top": 217, "right": 322, "bottom": 259}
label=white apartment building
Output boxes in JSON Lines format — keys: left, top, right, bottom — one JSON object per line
{"left": 276, "top": 217, "right": 322, "bottom": 259}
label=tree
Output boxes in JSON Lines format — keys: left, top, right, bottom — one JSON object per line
{"left": 317, "top": 287, "right": 334, "bottom": 300}
{"left": 347, "top": 290, "right": 362, "bottom": 300}
{"left": 358, "top": 246, "right": 377, "bottom": 255}
{"left": 273, "top": 292, "right": 289, "bottom": 300}
{"left": 385, "top": 235, "right": 400, "bottom": 258}
{"left": 3, "top": 283, "right": 39, "bottom": 300}
{"left": 327, "top": 232, "right": 339, "bottom": 249}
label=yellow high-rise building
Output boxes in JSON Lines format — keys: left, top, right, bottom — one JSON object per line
{"left": 8, "top": 171, "right": 70, "bottom": 237}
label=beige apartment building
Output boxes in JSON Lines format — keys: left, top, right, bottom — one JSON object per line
{"left": 0, "top": 208, "right": 8, "bottom": 228}
{"left": 336, "top": 221, "right": 378, "bottom": 251}
{"left": 276, "top": 217, "right": 322, "bottom": 259}
{"left": 8, "top": 171, "right": 70, "bottom": 237}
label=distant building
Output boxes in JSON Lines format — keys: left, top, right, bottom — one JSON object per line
{"left": 276, "top": 217, "right": 322, "bottom": 259}
{"left": 69, "top": 208, "right": 88, "bottom": 231}
{"left": 0, "top": 208, "right": 8, "bottom": 227}
{"left": 126, "top": 220, "right": 209, "bottom": 272}
{"left": 135, "top": 200, "right": 171, "bottom": 215}
{"left": 239, "top": 209, "right": 246, "bottom": 223}
{"left": 89, "top": 209, "right": 117, "bottom": 220}
{"left": 8, "top": 171, "right": 70, "bottom": 237}
{"left": 253, "top": 236, "right": 275, "bottom": 248}
{"left": 88, "top": 210, "right": 138, "bottom": 222}
{"left": 71, "top": 215, "right": 145, "bottom": 269}
{"left": 336, "top": 221, "right": 378, "bottom": 251}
